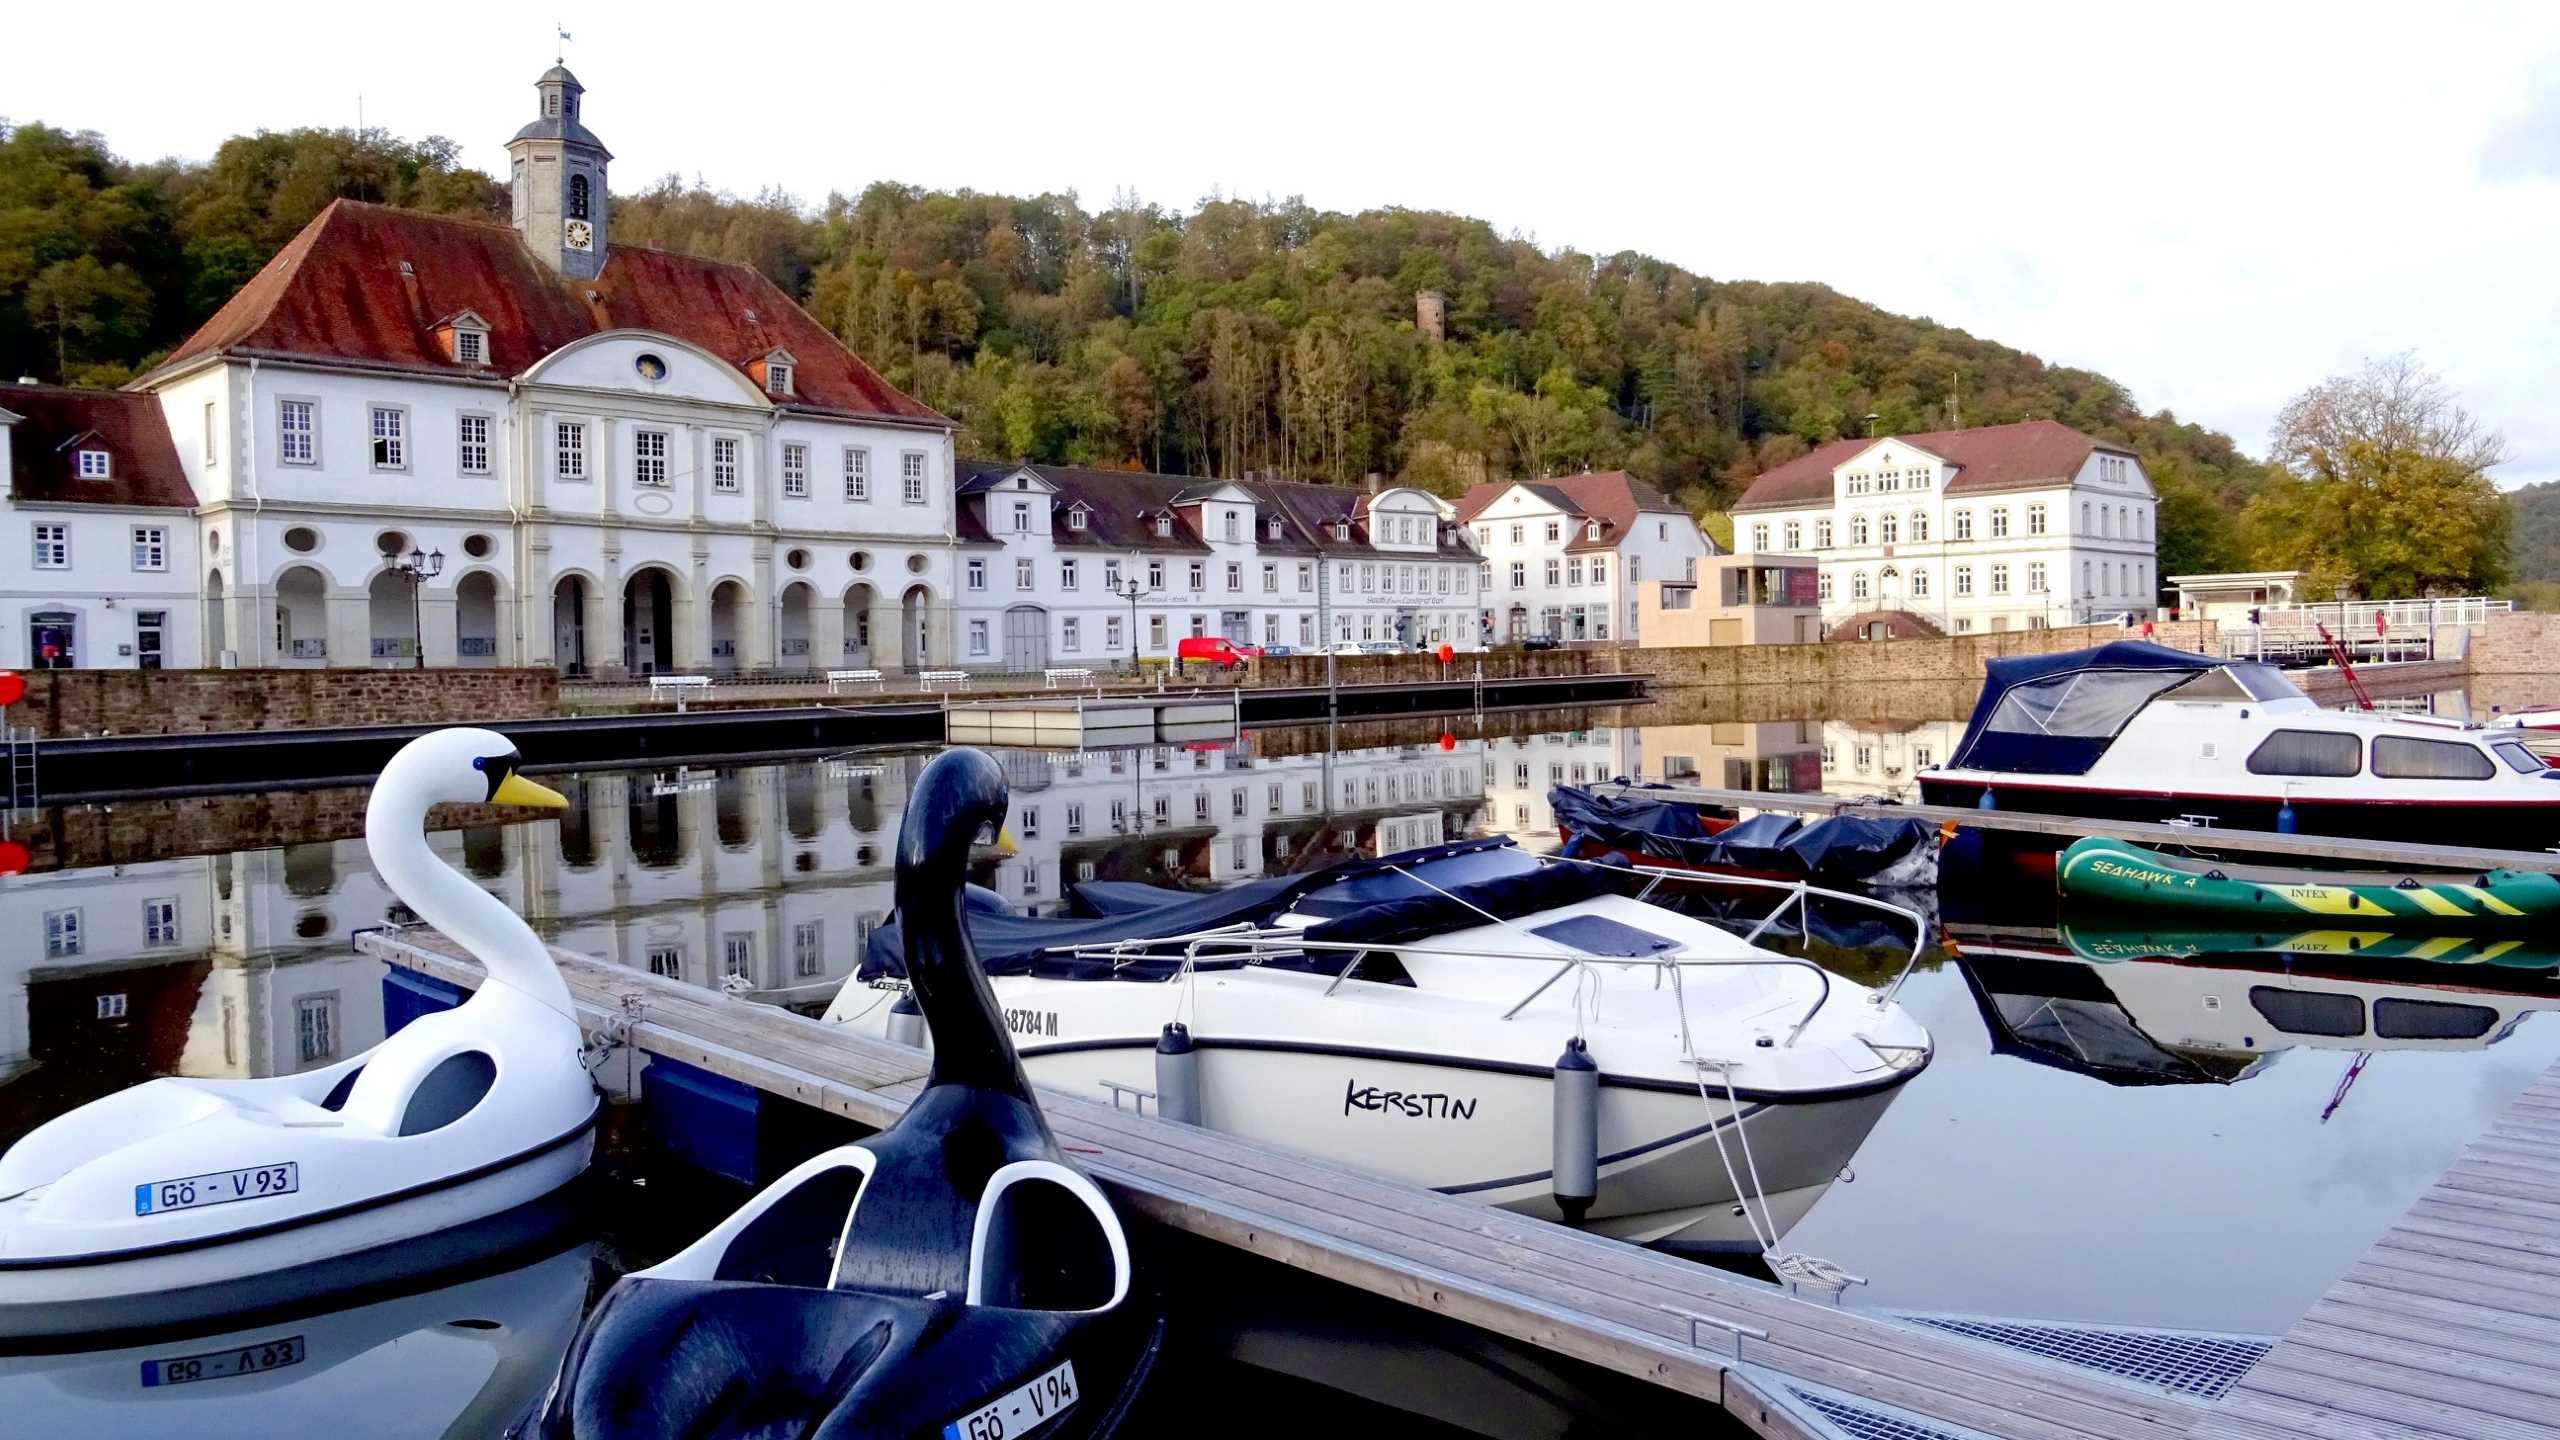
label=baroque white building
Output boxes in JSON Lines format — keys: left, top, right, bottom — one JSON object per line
{"left": 117, "top": 64, "right": 961, "bottom": 678}
{"left": 1728, "top": 421, "right": 2158, "bottom": 636}
{"left": 1454, "top": 472, "right": 1716, "bottom": 644}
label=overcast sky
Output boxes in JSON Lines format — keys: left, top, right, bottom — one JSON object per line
{"left": 9, "top": 1, "right": 2556, "bottom": 482}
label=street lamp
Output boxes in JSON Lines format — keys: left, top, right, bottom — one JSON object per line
{"left": 1109, "top": 551, "right": 1155, "bottom": 675}
{"left": 393, "top": 545, "right": 445, "bottom": 670}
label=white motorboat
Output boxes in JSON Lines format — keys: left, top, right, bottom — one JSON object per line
{"left": 827, "top": 835, "right": 1932, "bottom": 1255}
{"left": 0, "top": 728, "right": 598, "bottom": 1340}
{"left": 1918, "top": 641, "right": 2560, "bottom": 848}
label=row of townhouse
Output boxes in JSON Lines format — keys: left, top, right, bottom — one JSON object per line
{"left": 0, "top": 65, "right": 1714, "bottom": 675}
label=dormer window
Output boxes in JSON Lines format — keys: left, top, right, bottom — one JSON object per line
{"left": 1333, "top": 521, "right": 1351, "bottom": 541}
{"left": 1585, "top": 521, "right": 1601, "bottom": 541}
{"left": 756, "top": 347, "right": 797, "bottom": 398}
{"left": 1268, "top": 517, "right": 1284, "bottom": 539}
{"left": 436, "top": 311, "right": 492, "bottom": 366}
{"left": 76, "top": 449, "right": 110, "bottom": 479}
{"left": 1154, "top": 515, "right": 1173, "bottom": 538}
{"left": 1068, "top": 507, "right": 1088, "bottom": 531}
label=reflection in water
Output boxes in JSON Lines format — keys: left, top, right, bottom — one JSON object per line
{"left": 0, "top": 1243, "right": 593, "bottom": 1438}
{"left": 1, "top": 678, "right": 2553, "bottom": 1363}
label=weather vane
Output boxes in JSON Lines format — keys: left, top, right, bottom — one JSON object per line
{"left": 555, "top": 21, "right": 572, "bottom": 65}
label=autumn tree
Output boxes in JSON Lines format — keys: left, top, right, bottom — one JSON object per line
{"left": 2243, "top": 355, "right": 2512, "bottom": 596}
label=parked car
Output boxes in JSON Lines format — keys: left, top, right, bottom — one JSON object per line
{"left": 1360, "top": 642, "right": 1406, "bottom": 655}
{"left": 1260, "top": 644, "right": 1296, "bottom": 658}
{"left": 1175, "top": 636, "right": 1262, "bottom": 670}
{"left": 1518, "top": 635, "right": 1563, "bottom": 652}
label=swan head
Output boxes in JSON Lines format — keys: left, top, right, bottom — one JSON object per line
{"left": 381, "top": 727, "right": 569, "bottom": 812}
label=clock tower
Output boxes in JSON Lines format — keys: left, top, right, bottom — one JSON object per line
{"left": 507, "top": 65, "right": 612, "bottom": 281}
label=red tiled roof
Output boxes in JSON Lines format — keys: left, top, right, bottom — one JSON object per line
{"left": 0, "top": 384, "right": 195, "bottom": 509}
{"left": 1732, "top": 420, "right": 2132, "bottom": 513}
{"left": 153, "top": 200, "right": 945, "bottom": 427}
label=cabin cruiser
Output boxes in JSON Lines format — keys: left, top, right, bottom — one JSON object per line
{"left": 1918, "top": 641, "right": 2560, "bottom": 849}
{"left": 827, "top": 835, "right": 1933, "bottom": 1255}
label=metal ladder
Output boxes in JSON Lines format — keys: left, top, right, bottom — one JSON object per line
{"left": 1, "top": 719, "right": 36, "bottom": 832}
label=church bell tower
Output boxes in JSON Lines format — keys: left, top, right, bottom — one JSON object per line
{"left": 508, "top": 65, "right": 612, "bottom": 281}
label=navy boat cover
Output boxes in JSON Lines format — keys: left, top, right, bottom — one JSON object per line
{"left": 1549, "top": 784, "right": 1935, "bottom": 883}
{"left": 1947, "top": 641, "right": 2219, "bottom": 776}
{"left": 860, "top": 836, "right": 1591, "bottom": 983}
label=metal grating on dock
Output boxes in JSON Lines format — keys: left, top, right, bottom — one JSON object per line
{"left": 360, "top": 928, "right": 2203, "bottom": 1440}
{"left": 1786, "top": 1382, "right": 1987, "bottom": 1440}
{"left": 1895, "top": 1314, "right": 2272, "bottom": 1400}
{"left": 2185, "top": 1059, "right": 2560, "bottom": 1440}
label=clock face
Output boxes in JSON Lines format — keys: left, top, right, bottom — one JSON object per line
{"left": 565, "top": 219, "right": 593, "bottom": 251}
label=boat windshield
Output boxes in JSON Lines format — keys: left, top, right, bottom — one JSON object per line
{"left": 2163, "top": 663, "right": 2305, "bottom": 704}
{"left": 1983, "top": 667, "right": 2195, "bottom": 740}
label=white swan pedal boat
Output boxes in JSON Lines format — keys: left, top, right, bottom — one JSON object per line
{"left": 829, "top": 836, "right": 1932, "bottom": 1253}
{"left": 0, "top": 729, "right": 598, "bottom": 1341}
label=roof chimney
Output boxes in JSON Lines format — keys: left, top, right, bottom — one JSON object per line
{"left": 1365, "top": 472, "right": 1383, "bottom": 494}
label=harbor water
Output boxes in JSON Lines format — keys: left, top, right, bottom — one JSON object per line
{"left": 3, "top": 677, "right": 2555, "bottom": 1432}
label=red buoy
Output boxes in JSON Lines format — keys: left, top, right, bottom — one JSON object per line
{"left": 0, "top": 672, "right": 23, "bottom": 707}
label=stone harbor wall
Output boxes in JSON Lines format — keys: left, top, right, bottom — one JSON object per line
{"left": 2468, "top": 611, "right": 2560, "bottom": 675}
{"left": 1624, "top": 620, "right": 2222, "bottom": 688}
{"left": 6, "top": 667, "right": 562, "bottom": 739}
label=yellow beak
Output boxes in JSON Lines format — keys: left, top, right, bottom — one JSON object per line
{"left": 493, "top": 771, "right": 570, "bottom": 810}
{"left": 990, "top": 825, "right": 1018, "bottom": 857}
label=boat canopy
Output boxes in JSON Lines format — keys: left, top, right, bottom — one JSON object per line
{"left": 1948, "top": 641, "right": 2221, "bottom": 776}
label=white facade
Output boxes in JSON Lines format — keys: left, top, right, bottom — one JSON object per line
{"left": 957, "top": 467, "right": 1483, "bottom": 668}
{"left": 0, "top": 399, "right": 205, "bottom": 671}
{"left": 1733, "top": 435, "right": 2158, "bottom": 635}
{"left": 154, "top": 337, "right": 956, "bottom": 674}
{"left": 1465, "top": 484, "right": 1714, "bottom": 644}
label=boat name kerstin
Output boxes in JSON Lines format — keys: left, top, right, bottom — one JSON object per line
{"left": 1344, "top": 1079, "right": 1479, "bottom": 1120}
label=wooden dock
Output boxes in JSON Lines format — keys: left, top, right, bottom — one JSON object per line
{"left": 1593, "top": 782, "right": 2560, "bottom": 876}
{"left": 2185, "top": 1060, "right": 2560, "bottom": 1440}
{"left": 360, "top": 926, "right": 2215, "bottom": 1440}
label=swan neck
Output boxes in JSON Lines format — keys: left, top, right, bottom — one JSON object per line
{"left": 367, "top": 778, "right": 574, "bottom": 1021}
{"left": 898, "top": 841, "right": 1033, "bottom": 1100}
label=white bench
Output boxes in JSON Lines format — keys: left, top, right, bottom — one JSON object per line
{"left": 1044, "top": 667, "right": 1096, "bottom": 690}
{"left": 826, "top": 668, "right": 885, "bottom": 694}
{"left": 919, "top": 670, "right": 973, "bottom": 692}
{"left": 648, "top": 674, "right": 712, "bottom": 711}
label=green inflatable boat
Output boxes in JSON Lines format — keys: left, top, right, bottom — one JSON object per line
{"left": 2056, "top": 836, "right": 2560, "bottom": 930}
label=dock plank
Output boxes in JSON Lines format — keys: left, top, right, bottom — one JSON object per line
{"left": 360, "top": 927, "right": 2199, "bottom": 1440}
{"left": 2187, "top": 1033, "right": 2560, "bottom": 1440}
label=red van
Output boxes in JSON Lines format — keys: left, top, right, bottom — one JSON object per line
{"left": 1175, "top": 636, "right": 1261, "bottom": 670}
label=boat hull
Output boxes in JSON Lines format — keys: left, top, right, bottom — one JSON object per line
{"left": 0, "top": 1122, "right": 592, "bottom": 1345}
{"left": 2056, "top": 837, "right": 2560, "bottom": 928}
{"left": 1019, "top": 1040, "right": 1906, "bottom": 1251}
{"left": 1921, "top": 776, "right": 2560, "bottom": 852}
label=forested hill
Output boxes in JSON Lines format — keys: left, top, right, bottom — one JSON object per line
{"left": 2510, "top": 481, "right": 2560, "bottom": 585}
{"left": 1, "top": 119, "right": 2257, "bottom": 566}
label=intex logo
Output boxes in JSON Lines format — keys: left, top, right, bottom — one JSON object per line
{"left": 1343, "top": 1078, "right": 1478, "bottom": 1120}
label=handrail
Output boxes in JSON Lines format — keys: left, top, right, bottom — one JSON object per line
{"left": 1048, "top": 928, "right": 1845, "bottom": 1049}
{"left": 1538, "top": 853, "right": 1933, "bottom": 1010}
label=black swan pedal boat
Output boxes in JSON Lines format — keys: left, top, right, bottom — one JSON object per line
{"left": 526, "top": 747, "right": 1161, "bottom": 1440}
